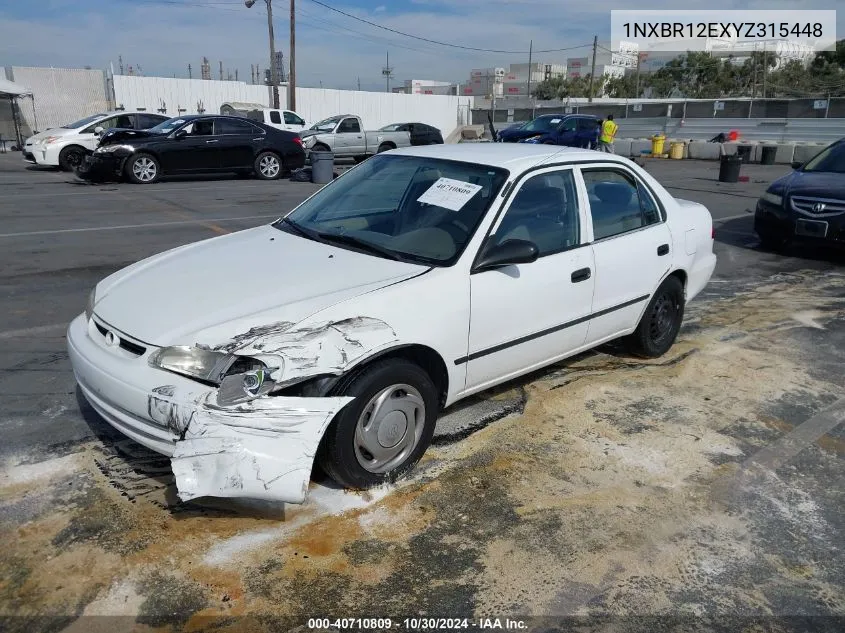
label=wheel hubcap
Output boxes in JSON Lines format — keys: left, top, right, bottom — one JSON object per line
{"left": 260, "top": 155, "right": 280, "bottom": 177}
{"left": 354, "top": 384, "right": 425, "bottom": 474}
{"left": 650, "top": 293, "right": 676, "bottom": 342}
{"left": 133, "top": 157, "right": 156, "bottom": 182}
{"left": 67, "top": 152, "right": 82, "bottom": 167}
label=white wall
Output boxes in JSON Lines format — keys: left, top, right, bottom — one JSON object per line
{"left": 113, "top": 75, "right": 272, "bottom": 118}
{"left": 113, "top": 75, "right": 472, "bottom": 137}
{"left": 9, "top": 66, "right": 109, "bottom": 132}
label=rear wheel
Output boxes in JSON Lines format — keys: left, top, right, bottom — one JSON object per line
{"left": 125, "top": 153, "right": 160, "bottom": 184}
{"left": 59, "top": 146, "right": 86, "bottom": 172}
{"left": 625, "top": 276, "right": 685, "bottom": 358}
{"left": 318, "top": 359, "right": 439, "bottom": 489}
{"left": 254, "top": 151, "right": 283, "bottom": 180}
{"left": 377, "top": 143, "right": 393, "bottom": 153}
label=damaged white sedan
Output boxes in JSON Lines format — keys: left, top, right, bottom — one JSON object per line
{"left": 68, "top": 144, "right": 716, "bottom": 504}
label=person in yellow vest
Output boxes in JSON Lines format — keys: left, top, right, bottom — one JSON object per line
{"left": 598, "top": 114, "right": 618, "bottom": 153}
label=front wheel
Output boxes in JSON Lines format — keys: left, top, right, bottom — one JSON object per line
{"left": 125, "top": 153, "right": 160, "bottom": 184}
{"left": 59, "top": 146, "right": 86, "bottom": 172}
{"left": 254, "top": 151, "right": 283, "bottom": 180}
{"left": 625, "top": 276, "right": 685, "bottom": 358}
{"left": 318, "top": 359, "right": 439, "bottom": 489}
{"left": 756, "top": 227, "right": 789, "bottom": 252}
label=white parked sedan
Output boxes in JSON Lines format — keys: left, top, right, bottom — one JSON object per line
{"left": 67, "top": 144, "right": 716, "bottom": 504}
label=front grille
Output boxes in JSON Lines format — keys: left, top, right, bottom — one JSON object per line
{"left": 791, "top": 196, "right": 845, "bottom": 218}
{"left": 94, "top": 321, "right": 147, "bottom": 357}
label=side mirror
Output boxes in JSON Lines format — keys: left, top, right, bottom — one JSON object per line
{"left": 473, "top": 239, "right": 539, "bottom": 273}
{"left": 174, "top": 129, "right": 188, "bottom": 139}
{"left": 790, "top": 160, "right": 803, "bottom": 170}
{"left": 94, "top": 126, "right": 104, "bottom": 136}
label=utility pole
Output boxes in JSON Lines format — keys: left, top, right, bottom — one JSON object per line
{"left": 635, "top": 54, "right": 641, "bottom": 98}
{"left": 587, "top": 35, "right": 598, "bottom": 102}
{"left": 245, "top": 0, "right": 281, "bottom": 109}
{"left": 188, "top": 64, "right": 192, "bottom": 79}
{"left": 290, "top": 0, "right": 296, "bottom": 111}
{"left": 219, "top": 61, "right": 223, "bottom": 81}
{"left": 761, "top": 42, "right": 767, "bottom": 99}
{"left": 526, "top": 39, "right": 533, "bottom": 99}
{"left": 357, "top": 77, "right": 361, "bottom": 91}
{"left": 751, "top": 42, "right": 757, "bottom": 98}
{"left": 382, "top": 51, "right": 393, "bottom": 93}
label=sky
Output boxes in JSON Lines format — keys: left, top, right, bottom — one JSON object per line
{"left": 0, "top": 0, "right": 842, "bottom": 92}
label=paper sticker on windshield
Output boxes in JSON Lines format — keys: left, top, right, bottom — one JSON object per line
{"left": 417, "top": 177, "right": 483, "bottom": 212}
{"left": 549, "top": 118, "right": 561, "bottom": 124}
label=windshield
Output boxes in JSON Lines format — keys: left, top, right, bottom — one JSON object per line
{"left": 62, "top": 114, "right": 108, "bottom": 129}
{"left": 802, "top": 142, "right": 845, "bottom": 174}
{"left": 276, "top": 154, "right": 509, "bottom": 265}
{"left": 147, "top": 117, "right": 189, "bottom": 135}
{"left": 308, "top": 116, "right": 343, "bottom": 131}
{"left": 520, "top": 116, "right": 563, "bottom": 133}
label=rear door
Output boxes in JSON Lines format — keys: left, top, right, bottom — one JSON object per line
{"left": 216, "top": 118, "right": 263, "bottom": 169}
{"left": 576, "top": 118, "right": 598, "bottom": 148}
{"left": 578, "top": 165, "right": 672, "bottom": 345}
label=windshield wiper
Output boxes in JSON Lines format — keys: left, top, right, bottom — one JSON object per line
{"left": 315, "top": 231, "right": 402, "bottom": 261}
{"left": 278, "top": 216, "right": 321, "bottom": 241}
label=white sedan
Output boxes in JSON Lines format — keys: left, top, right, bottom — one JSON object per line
{"left": 67, "top": 144, "right": 716, "bottom": 504}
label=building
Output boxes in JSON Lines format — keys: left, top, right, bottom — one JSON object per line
{"left": 392, "top": 79, "right": 457, "bottom": 95}
{"left": 460, "top": 62, "right": 567, "bottom": 97}
{"left": 637, "top": 38, "right": 816, "bottom": 74}
{"left": 566, "top": 41, "right": 638, "bottom": 81}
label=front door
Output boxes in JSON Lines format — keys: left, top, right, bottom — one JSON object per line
{"left": 283, "top": 110, "right": 305, "bottom": 132}
{"left": 578, "top": 166, "right": 673, "bottom": 345}
{"left": 335, "top": 117, "right": 364, "bottom": 155}
{"left": 554, "top": 118, "right": 578, "bottom": 147}
{"left": 465, "top": 167, "right": 595, "bottom": 391}
{"left": 159, "top": 118, "right": 221, "bottom": 172}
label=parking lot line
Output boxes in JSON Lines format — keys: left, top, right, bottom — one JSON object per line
{"left": 0, "top": 323, "right": 67, "bottom": 340}
{"left": 0, "top": 214, "right": 280, "bottom": 238}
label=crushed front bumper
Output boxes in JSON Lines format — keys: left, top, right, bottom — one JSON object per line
{"left": 67, "top": 313, "right": 352, "bottom": 503}
{"left": 76, "top": 154, "right": 124, "bottom": 182}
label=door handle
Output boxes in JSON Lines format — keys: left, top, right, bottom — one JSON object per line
{"left": 205, "top": 139, "right": 219, "bottom": 144}
{"left": 571, "top": 267, "right": 591, "bottom": 283}
{"left": 657, "top": 244, "right": 669, "bottom": 256}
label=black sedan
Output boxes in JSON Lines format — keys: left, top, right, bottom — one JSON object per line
{"left": 754, "top": 139, "right": 845, "bottom": 250}
{"left": 378, "top": 122, "right": 443, "bottom": 145}
{"left": 77, "top": 115, "right": 306, "bottom": 184}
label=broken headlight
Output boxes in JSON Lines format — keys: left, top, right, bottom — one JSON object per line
{"left": 149, "top": 346, "right": 235, "bottom": 383}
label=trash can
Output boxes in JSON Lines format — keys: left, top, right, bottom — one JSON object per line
{"left": 737, "top": 144, "right": 753, "bottom": 163}
{"left": 760, "top": 145, "right": 777, "bottom": 165}
{"left": 651, "top": 134, "right": 666, "bottom": 156}
{"left": 310, "top": 151, "right": 334, "bottom": 184}
{"left": 718, "top": 154, "right": 741, "bottom": 183}
{"left": 669, "top": 141, "right": 685, "bottom": 160}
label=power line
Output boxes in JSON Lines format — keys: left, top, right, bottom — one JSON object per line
{"left": 304, "top": 0, "right": 591, "bottom": 54}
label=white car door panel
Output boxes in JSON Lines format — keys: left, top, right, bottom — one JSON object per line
{"left": 465, "top": 167, "right": 594, "bottom": 391}
{"left": 579, "top": 166, "right": 673, "bottom": 344}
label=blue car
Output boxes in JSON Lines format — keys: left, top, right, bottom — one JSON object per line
{"left": 497, "top": 114, "right": 600, "bottom": 148}
{"left": 754, "top": 138, "right": 845, "bottom": 251}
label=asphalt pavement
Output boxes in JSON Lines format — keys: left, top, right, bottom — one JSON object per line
{"left": 1, "top": 153, "right": 844, "bottom": 631}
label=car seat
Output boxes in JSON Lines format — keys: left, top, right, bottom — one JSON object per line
{"left": 497, "top": 176, "right": 576, "bottom": 252}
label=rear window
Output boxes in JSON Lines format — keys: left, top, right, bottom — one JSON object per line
{"left": 269, "top": 111, "right": 282, "bottom": 124}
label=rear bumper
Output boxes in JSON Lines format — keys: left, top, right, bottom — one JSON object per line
{"left": 687, "top": 252, "right": 717, "bottom": 303}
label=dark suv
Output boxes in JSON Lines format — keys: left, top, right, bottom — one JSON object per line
{"left": 497, "top": 114, "right": 599, "bottom": 148}
{"left": 754, "top": 139, "right": 845, "bottom": 250}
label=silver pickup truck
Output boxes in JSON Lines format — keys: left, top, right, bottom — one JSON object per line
{"left": 299, "top": 114, "right": 411, "bottom": 161}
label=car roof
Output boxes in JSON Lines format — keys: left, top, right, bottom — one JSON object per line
{"left": 390, "top": 143, "right": 633, "bottom": 173}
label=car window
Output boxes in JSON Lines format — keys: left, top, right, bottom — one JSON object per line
{"left": 186, "top": 119, "right": 214, "bottom": 136}
{"left": 280, "top": 154, "right": 508, "bottom": 266}
{"left": 283, "top": 111, "right": 304, "bottom": 125}
{"left": 492, "top": 170, "right": 580, "bottom": 257}
{"left": 83, "top": 116, "right": 118, "bottom": 133}
{"left": 577, "top": 118, "right": 596, "bottom": 131}
{"left": 136, "top": 114, "right": 166, "bottom": 129}
{"left": 269, "top": 110, "right": 282, "bottom": 124}
{"left": 559, "top": 119, "right": 577, "bottom": 133}
{"left": 582, "top": 169, "right": 660, "bottom": 240}
{"left": 802, "top": 142, "right": 845, "bottom": 174}
{"left": 338, "top": 118, "right": 361, "bottom": 133}
{"left": 217, "top": 118, "right": 259, "bottom": 135}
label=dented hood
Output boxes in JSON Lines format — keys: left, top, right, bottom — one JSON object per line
{"left": 93, "top": 225, "right": 426, "bottom": 346}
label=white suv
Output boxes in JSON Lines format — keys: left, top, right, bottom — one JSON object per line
{"left": 23, "top": 111, "right": 169, "bottom": 170}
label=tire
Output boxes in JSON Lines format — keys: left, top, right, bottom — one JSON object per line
{"left": 319, "top": 358, "right": 439, "bottom": 490}
{"left": 254, "top": 151, "right": 283, "bottom": 180}
{"left": 125, "top": 153, "right": 161, "bottom": 184}
{"left": 377, "top": 143, "right": 393, "bottom": 153}
{"left": 352, "top": 155, "right": 368, "bottom": 164}
{"left": 625, "top": 276, "right": 685, "bottom": 358}
{"left": 59, "top": 146, "right": 86, "bottom": 172}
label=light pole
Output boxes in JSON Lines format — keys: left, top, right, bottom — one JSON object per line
{"left": 245, "top": 0, "right": 281, "bottom": 109}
